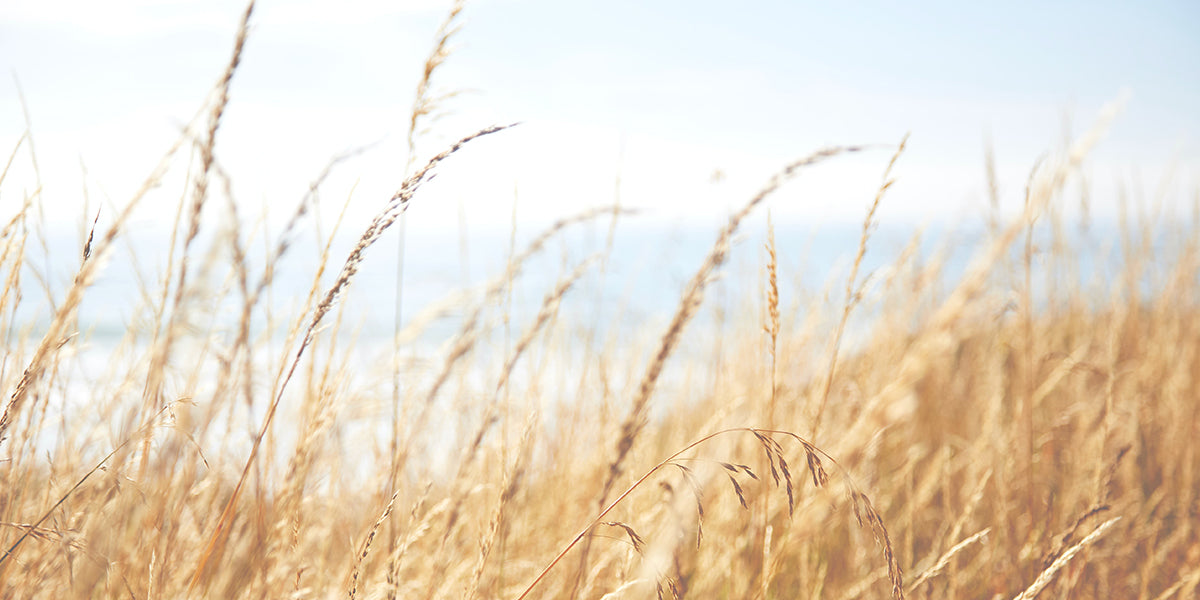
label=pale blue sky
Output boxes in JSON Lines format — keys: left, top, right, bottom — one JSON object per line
{"left": 2, "top": 0, "right": 1197, "bottom": 234}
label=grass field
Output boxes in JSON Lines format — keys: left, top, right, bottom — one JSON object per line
{"left": 1, "top": 3, "right": 1198, "bottom": 599}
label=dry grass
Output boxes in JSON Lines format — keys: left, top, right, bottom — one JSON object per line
{"left": 1, "top": 4, "right": 1198, "bottom": 600}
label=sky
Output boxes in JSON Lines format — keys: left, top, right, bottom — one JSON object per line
{"left": 1, "top": 0, "right": 1198, "bottom": 239}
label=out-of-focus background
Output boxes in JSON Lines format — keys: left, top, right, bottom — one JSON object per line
{"left": 2, "top": 0, "right": 1196, "bottom": 231}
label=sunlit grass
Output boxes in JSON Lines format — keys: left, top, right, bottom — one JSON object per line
{"left": 0, "top": 3, "right": 1197, "bottom": 599}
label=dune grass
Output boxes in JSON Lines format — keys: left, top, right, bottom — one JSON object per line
{"left": 1, "top": 3, "right": 1198, "bottom": 599}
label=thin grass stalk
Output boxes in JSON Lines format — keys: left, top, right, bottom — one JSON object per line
{"left": 812, "top": 133, "right": 907, "bottom": 435}
{"left": 350, "top": 491, "right": 401, "bottom": 600}
{"left": 1020, "top": 153, "right": 1043, "bottom": 529}
{"left": 136, "top": 0, "right": 254, "bottom": 482}
{"left": 391, "top": 6, "right": 468, "bottom": 568}
{"left": 760, "top": 212, "right": 780, "bottom": 600}
{"left": 764, "top": 212, "right": 780, "bottom": 428}
{"left": 0, "top": 132, "right": 27, "bottom": 191}
{"left": 906, "top": 528, "right": 990, "bottom": 593}
{"left": 1009, "top": 517, "right": 1120, "bottom": 600}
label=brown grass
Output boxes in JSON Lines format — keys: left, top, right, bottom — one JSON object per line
{"left": 0, "top": 5, "right": 1196, "bottom": 600}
